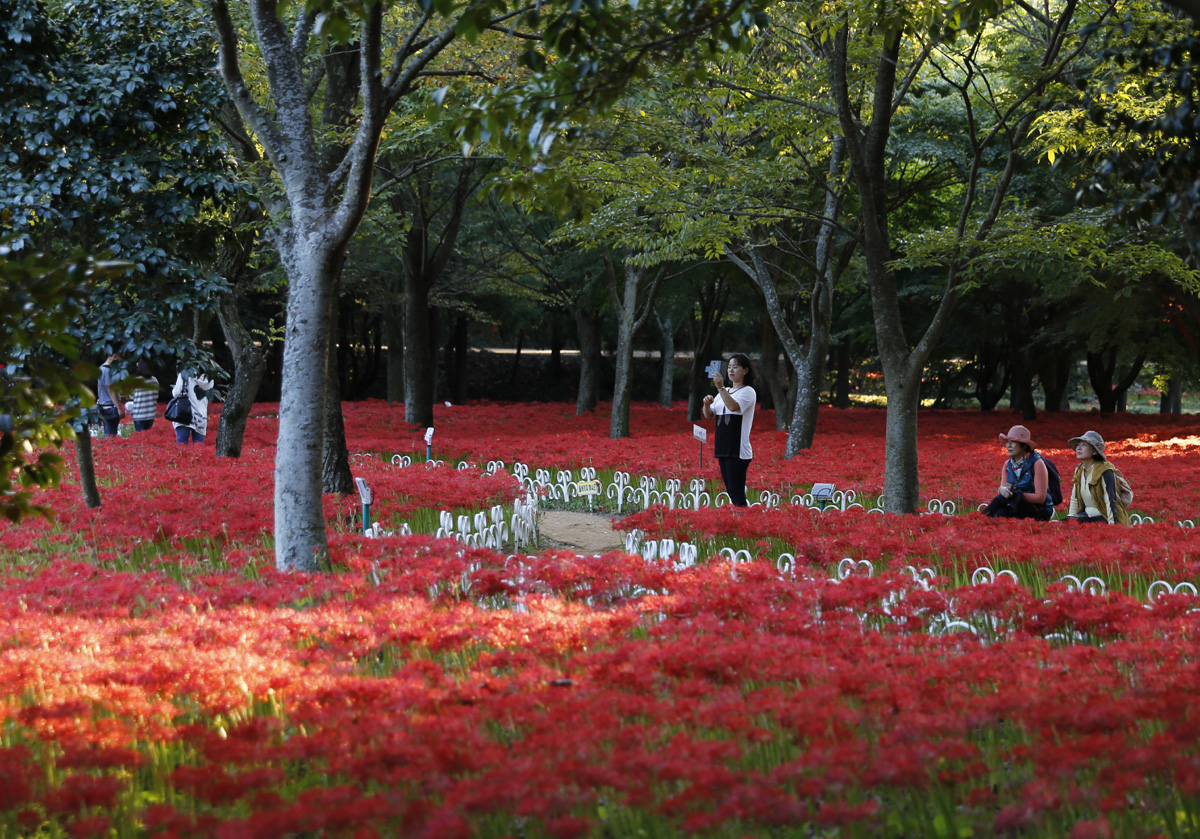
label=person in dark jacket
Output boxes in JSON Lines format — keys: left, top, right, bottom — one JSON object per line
{"left": 982, "top": 425, "right": 1053, "bottom": 521}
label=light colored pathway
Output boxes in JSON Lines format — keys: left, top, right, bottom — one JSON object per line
{"left": 538, "top": 510, "right": 626, "bottom": 554}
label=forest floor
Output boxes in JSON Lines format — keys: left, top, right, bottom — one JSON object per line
{"left": 538, "top": 510, "right": 626, "bottom": 554}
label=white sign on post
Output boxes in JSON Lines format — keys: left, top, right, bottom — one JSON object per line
{"left": 811, "top": 483, "right": 836, "bottom": 501}
{"left": 575, "top": 480, "right": 601, "bottom": 497}
{"left": 692, "top": 424, "right": 708, "bottom": 443}
{"left": 424, "top": 428, "right": 435, "bottom": 445}
{"left": 354, "top": 477, "right": 372, "bottom": 504}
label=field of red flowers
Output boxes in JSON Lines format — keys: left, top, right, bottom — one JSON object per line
{"left": 2, "top": 400, "right": 1200, "bottom": 838}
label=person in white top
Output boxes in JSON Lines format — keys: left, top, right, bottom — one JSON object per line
{"left": 171, "top": 371, "right": 214, "bottom": 444}
{"left": 701, "top": 353, "right": 757, "bottom": 506}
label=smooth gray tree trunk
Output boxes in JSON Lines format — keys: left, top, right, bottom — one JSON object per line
{"left": 686, "top": 276, "right": 729, "bottom": 421}
{"left": 729, "top": 136, "right": 845, "bottom": 455}
{"left": 607, "top": 258, "right": 664, "bottom": 438}
{"left": 655, "top": 310, "right": 675, "bottom": 407}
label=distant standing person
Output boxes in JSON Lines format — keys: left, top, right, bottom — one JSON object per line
{"left": 171, "top": 370, "right": 213, "bottom": 444}
{"left": 982, "top": 425, "right": 1054, "bottom": 521}
{"left": 96, "top": 352, "right": 123, "bottom": 437}
{"left": 1065, "top": 430, "right": 1130, "bottom": 524}
{"left": 702, "top": 353, "right": 757, "bottom": 507}
{"left": 129, "top": 361, "right": 159, "bottom": 432}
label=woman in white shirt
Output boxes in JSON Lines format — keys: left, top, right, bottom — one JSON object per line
{"left": 701, "top": 353, "right": 757, "bottom": 507}
{"left": 1065, "top": 430, "right": 1129, "bottom": 524}
{"left": 171, "top": 371, "right": 214, "bottom": 444}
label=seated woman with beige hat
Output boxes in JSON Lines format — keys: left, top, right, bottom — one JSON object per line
{"left": 1065, "top": 430, "right": 1130, "bottom": 524}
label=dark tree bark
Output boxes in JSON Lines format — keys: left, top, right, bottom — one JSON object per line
{"left": 447, "top": 313, "right": 469, "bottom": 404}
{"left": 1161, "top": 377, "right": 1184, "bottom": 413}
{"left": 213, "top": 196, "right": 266, "bottom": 458}
{"left": 214, "top": 292, "right": 267, "bottom": 458}
{"left": 833, "top": 339, "right": 851, "bottom": 409}
{"left": 322, "top": 294, "right": 354, "bottom": 495}
{"left": 507, "top": 327, "right": 523, "bottom": 390}
{"left": 1039, "top": 353, "right": 1073, "bottom": 412}
{"left": 574, "top": 307, "right": 602, "bottom": 414}
{"left": 823, "top": 8, "right": 1094, "bottom": 510}
{"left": 973, "top": 335, "right": 1009, "bottom": 411}
{"left": 396, "top": 165, "right": 476, "bottom": 427}
{"left": 549, "top": 318, "right": 564, "bottom": 382}
{"left": 686, "top": 276, "right": 730, "bottom": 421}
{"left": 757, "top": 300, "right": 788, "bottom": 424}
{"left": 1088, "top": 349, "right": 1147, "bottom": 414}
{"left": 74, "top": 431, "right": 101, "bottom": 509}
{"left": 385, "top": 302, "right": 404, "bottom": 402}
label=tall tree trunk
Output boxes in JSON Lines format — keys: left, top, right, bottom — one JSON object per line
{"left": 729, "top": 137, "right": 844, "bottom": 455}
{"left": 1088, "top": 349, "right": 1147, "bottom": 414}
{"left": 385, "top": 301, "right": 404, "bottom": 402}
{"left": 974, "top": 331, "right": 1009, "bottom": 411}
{"left": 833, "top": 339, "right": 851, "bottom": 409}
{"left": 214, "top": 291, "right": 267, "bottom": 458}
{"left": 824, "top": 10, "right": 1080, "bottom": 510}
{"left": 607, "top": 257, "right": 664, "bottom": 439}
{"left": 323, "top": 294, "right": 354, "bottom": 494}
{"left": 1161, "top": 377, "right": 1184, "bottom": 413}
{"left": 574, "top": 307, "right": 602, "bottom": 414}
{"left": 404, "top": 280, "right": 436, "bottom": 426}
{"left": 74, "top": 431, "right": 100, "bottom": 509}
{"left": 274, "top": 245, "right": 335, "bottom": 572}
{"left": 449, "top": 314, "right": 469, "bottom": 404}
{"left": 758, "top": 301, "right": 789, "bottom": 425}
{"left": 655, "top": 310, "right": 675, "bottom": 408}
{"left": 550, "top": 318, "right": 564, "bottom": 381}
{"left": 1039, "top": 353, "right": 1073, "bottom": 412}
{"left": 507, "top": 328, "right": 523, "bottom": 390}
{"left": 212, "top": 196, "right": 266, "bottom": 458}
{"left": 686, "top": 276, "right": 730, "bottom": 421}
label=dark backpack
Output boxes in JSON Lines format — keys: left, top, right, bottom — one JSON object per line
{"left": 1040, "top": 454, "right": 1063, "bottom": 507}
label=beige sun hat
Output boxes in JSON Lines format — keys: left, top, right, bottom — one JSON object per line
{"left": 1067, "top": 430, "right": 1106, "bottom": 453}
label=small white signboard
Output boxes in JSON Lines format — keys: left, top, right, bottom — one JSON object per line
{"left": 692, "top": 424, "right": 708, "bottom": 443}
{"left": 424, "top": 427, "right": 434, "bottom": 445}
{"left": 354, "top": 477, "right": 373, "bottom": 505}
{"left": 575, "top": 480, "right": 601, "bottom": 497}
{"left": 811, "top": 483, "right": 836, "bottom": 500}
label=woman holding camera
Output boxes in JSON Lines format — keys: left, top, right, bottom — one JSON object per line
{"left": 702, "top": 354, "right": 756, "bottom": 507}
{"left": 982, "top": 425, "right": 1054, "bottom": 521}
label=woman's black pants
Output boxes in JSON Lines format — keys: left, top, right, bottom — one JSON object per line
{"left": 718, "top": 457, "right": 751, "bottom": 507}
{"left": 983, "top": 494, "right": 1052, "bottom": 521}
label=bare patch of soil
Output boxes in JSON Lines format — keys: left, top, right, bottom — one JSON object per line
{"left": 538, "top": 510, "right": 627, "bottom": 554}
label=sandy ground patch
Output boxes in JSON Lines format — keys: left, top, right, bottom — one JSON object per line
{"left": 538, "top": 510, "right": 627, "bottom": 554}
